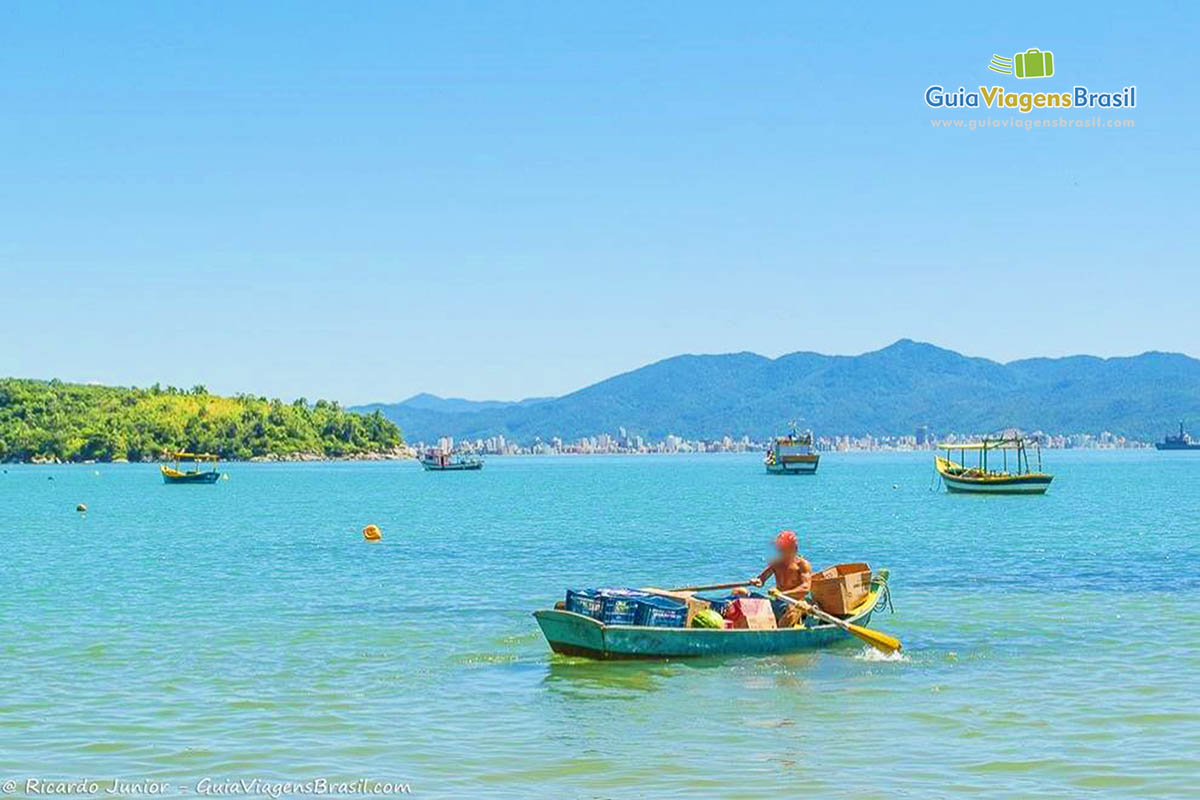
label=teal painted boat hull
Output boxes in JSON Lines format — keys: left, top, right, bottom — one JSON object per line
{"left": 420, "top": 460, "right": 483, "bottom": 471}
{"left": 941, "top": 474, "right": 1052, "bottom": 494}
{"left": 534, "top": 584, "right": 884, "bottom": 660}
{"left": 161, "top": 471, "right": 222, "bottom": 484}
{"left": 765, "top": 461, "right": 819, "bottom": 475}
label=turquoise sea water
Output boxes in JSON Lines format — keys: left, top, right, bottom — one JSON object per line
{"left": 1, "top": 452, "right": 1198, "bottom": 798}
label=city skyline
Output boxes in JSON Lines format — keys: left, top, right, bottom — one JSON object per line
{"left": 417, "top": 427, "right": 1149, "bottom": 457}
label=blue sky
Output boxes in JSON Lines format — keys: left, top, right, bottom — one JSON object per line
{"left": 1, "top": 2, "right": 1195, "bottom": 403}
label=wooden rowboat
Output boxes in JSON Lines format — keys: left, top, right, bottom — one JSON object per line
{"left": 533, "top": 571, "right": 890, "bottom": 660}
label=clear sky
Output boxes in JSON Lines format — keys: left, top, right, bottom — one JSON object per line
{"left": 2, "top": 2, "right": 1196, "bottom": 404}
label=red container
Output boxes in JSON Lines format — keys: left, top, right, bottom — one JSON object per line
{"left": 723, "top": 597, "right": 777, "bottom": 630}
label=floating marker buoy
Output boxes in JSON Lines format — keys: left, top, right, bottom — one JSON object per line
{"left": 892, "top": 483, "right": 899, "bottom": 489}
{"left": 362, "top": 524, "right": 382, "bottom": 541}
{"left": 76, "top": 503, "right": 87, "bottom": 512}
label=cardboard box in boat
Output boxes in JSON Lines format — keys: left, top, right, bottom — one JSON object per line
{"left": 811, "top": 563, "right": 872, "bottom": 615}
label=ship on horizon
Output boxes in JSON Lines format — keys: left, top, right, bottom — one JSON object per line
{"left": 1154, "top": 421, "right": 1200, "bottom": 451}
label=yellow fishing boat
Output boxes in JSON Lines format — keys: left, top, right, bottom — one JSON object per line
{"left": 160, "top": 452, "right": 222, "bottom": 484}
{"left": 934, "top": 436, "right": 1053, "bottom": 494}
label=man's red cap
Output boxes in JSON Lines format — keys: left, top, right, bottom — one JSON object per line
{"left": 775, "top": 529, "right": 797, "bottom": 549}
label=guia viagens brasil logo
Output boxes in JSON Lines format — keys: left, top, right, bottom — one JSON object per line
{"left": 925, "top": 48, "right": 1135, "bottom": 114}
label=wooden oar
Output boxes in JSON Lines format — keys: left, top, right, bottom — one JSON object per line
{"left": 770, "top": 589, "right": 902, "bottom": 654}
{"left": 667, "top": 580, "right": 756, "bottom": 593}
{"left": 642, "top": 581, "right": 759, "bottom": 611}
{"left": 641, "top": 587, "right": 701, "bottom": 602}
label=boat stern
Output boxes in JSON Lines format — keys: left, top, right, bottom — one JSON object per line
{"left": 532, "top": 610, "right": 608, "bottom": 658}
{"left": 766, "top": 456, "right": 820, "bottom": 475}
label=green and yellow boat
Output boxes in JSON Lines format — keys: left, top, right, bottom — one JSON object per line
{"left": 934, "top": 436, "right": 1053, "bottom": 494}
{"left": 160, "top": 452, "right": 222, "bottom": 484}
{"left": 533, "top": 571, "right": 891, "bottom": 660}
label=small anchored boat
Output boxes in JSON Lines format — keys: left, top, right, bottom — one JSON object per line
{"left": 160, "top": 452, "right": 222, "bottom": 484}
{"left": 419, "top": 447, "right": 484, "bottom": 471}
{"left": 533, "top": 571, "right": 891, "bottom": 660}
{"left": 934, "top": 436, "right": 1052, "bottom": 494}
{"left": 765, "top": 423, "right": 820, "bottom": 475}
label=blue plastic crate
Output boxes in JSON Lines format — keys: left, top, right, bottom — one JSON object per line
{"left": 597, "top": 588, "right": 647, "bottom": 625}
{"left": 565, "top": 588, "right": 602, "bottom": 619}
{"left": 634, "top": 596, "right": 688, "bottom": 628}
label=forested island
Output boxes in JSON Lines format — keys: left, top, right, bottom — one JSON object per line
{"left": 0, "top": 378, "right": 403, "bottom": 463}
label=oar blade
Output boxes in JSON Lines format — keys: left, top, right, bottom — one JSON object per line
{"left": 847, "top": 622, "right": 902, "bottom": 654}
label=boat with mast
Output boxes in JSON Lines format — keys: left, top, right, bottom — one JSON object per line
{"left": 1154, "top": 421, "right": 1200, "bottom": 451}
{"left": 934, "top": 436, "right": 1053, "bottom": 494}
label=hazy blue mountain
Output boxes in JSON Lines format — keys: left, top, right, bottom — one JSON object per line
{"left": 367, "top": 393, "right": 552, "bottom": 415}
{"left": 352, "top": 340, "right": 1200, "bottom": 443}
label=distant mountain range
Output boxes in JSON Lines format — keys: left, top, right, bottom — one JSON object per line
{"left": 350, "top": 340, "right": 1200, "bottom": 443}
{"left": 390, "top": 393, "right": 553, "bottom": 414}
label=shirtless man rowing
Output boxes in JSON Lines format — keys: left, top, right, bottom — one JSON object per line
{"left": 750, "top": 529, "right": 812, "bottom": 626}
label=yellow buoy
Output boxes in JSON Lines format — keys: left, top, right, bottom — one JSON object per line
{"left": 362, "top": 524, "right": 382, "bottom": 541}
{"left": 76, "top": 503, "right": 87, "bottom": 512}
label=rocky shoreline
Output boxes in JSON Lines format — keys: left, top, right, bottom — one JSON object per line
{"left": 246, "top": 447, "right": 415, "bottom": 463}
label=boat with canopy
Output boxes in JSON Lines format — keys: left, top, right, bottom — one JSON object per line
{"left": 419, "top": 447, "right": 484, "bottom": 471}
{"left": 934, "top": 436, "right": 1053, "bottom": 494}
{"left": 160, "top": 452, "right": 223, "bottom": 484}
{"left": 764, "top": 423, "right": 820, "bottom": 474}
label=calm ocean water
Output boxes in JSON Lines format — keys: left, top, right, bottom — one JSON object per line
{"left": 1, "top": 452, "right": 1197, "bottom": 798}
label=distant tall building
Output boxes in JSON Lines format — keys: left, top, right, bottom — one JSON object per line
{"left": 915, "top": 425, "right": 931, "bottom": 446}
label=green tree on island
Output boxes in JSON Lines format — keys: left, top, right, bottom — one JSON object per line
{"left": 0, "top": 378, "right": 403, "bottom": 463}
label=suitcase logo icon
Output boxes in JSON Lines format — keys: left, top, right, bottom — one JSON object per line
{"left": 988, "top": 48, "right": 1055, "bottom": 79}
